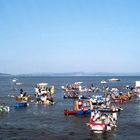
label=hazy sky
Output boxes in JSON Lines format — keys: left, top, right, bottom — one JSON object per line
{"left": 0, "top": 0, "right": 140, "bottom": 74}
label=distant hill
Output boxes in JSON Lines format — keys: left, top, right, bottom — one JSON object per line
{"left": 0, "top": 73, "right": 11, "bottom": 76}
{"left": 17, "top": 72, "right": 140, "bottom": 76}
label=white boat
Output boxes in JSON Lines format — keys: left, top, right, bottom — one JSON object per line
{"left": 35, "top": 82, "right": 48, "bottom": 95}
{"left": 16, "top": 82, "right": 23, "bottom": 85}
{"left": 12, "top": 78, "right": 18, "bottom": 83}
{"left": 0, "top": 105, "right": 10, "bottom": 112}
{"left": 100, "top": 80, "right": 107, "bottom": 84}
{"left": 109, "top": 78, "right": 120, "bottom": 82}
{"left": 12, "top": 78, "right": 23, "bottom": 86}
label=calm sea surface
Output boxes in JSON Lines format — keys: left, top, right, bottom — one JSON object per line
{"left": 0, "top": 76, "right": 140, "bottom": 140}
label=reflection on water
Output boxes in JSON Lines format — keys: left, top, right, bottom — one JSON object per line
{"left": 90, "top": 131, "right": 117, "bottom": 140}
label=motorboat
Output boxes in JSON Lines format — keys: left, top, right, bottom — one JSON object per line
{"left": 109, "top": 78, "right": 120, "bottom": 82}
{"left": 100, "top": 80, "right": 107, "bottom": 84}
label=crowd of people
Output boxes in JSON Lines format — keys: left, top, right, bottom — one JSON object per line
{"left": 16, "top": 83, "right": 55, "bottom": 105}
{"left": 34, "top": 85, "right": 55, "bottom": 105}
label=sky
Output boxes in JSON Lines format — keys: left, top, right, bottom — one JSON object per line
{"left": 0, "top": 0, "right": 140, "bottom": 74}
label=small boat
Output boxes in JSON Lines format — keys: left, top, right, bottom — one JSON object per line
{"left": 64, "top": 109, "right": 91, "bottom": 115}
{"left": 15, "top": 102, "right": 29, "bottom": 108}
{"left": 109, "top": 78, "right": 120, "bottom": 82}
{"left": 12, "top": 78, "right": 23, "bottom": 85}
{"left": 0, "top": 105, "right": 10, "bottom": 112}
{"left": 15, "top": 96, "right": 32, "bottom": 102}
{"left": 64, "top": 108, "right": 121, "bottom": 116}
{"left": 63, "top": 94, "right": 78, "bottom": 99}
{"left": 112, "top": 98, "right": 128, "bottom": 103}
{"left": 63, "top": 94, "right": 88, "bottom": 99}
{"left": 88, "top": 122, "right": 106, "bottom": 133}
{"left": 100, "top": 80, "right": 107, "bottom": 84}
{"left": 16, "top": 82, "right": 23, "bottom": 86}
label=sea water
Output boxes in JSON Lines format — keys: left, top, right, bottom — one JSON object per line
{"left": 0, "top": 76, "right": 140, "bottom": 140}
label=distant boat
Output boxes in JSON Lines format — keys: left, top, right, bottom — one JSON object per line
{"left": 12, "top": 78, "right": 23, "bottom": 86}
{"left": 12, "top": 78, "right": 17, "bottom": 83}
{"left": 100, "top": 80, "right": 107, "bottom": 84}
{"left": 15, "top": 82, "right": 23, "bottom": 86}
{"left": 108, "top": 78, "right": 120, "bottom": 82}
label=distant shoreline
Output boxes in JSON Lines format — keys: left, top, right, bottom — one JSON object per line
{"left": 1, "top": 72, "right": 140, "bottom": 77}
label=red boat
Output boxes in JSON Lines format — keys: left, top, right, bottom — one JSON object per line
{"left": 64, "top": 109, "right": 78, "bottom": 115}
{"left": 112, "top": 98, "right": 129, "bottom": 103}
{"left": 64, "top": 109, "right": 92, "bottom": 115}
{"left": 88, "top": 122, "right": 106, "bottom": 133}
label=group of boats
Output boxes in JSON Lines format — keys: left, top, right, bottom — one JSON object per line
{"left": 7, "top": 82, "right": 55, "bottom": 109}
{"left": 63, "top": 80, "right": 140, "bottom": 133}
{"left": 1, "top": 79, "right": 140, "bottom": 134}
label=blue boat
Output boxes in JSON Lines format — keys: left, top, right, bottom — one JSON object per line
{"left": 15, "top": 102, "right": 29, "bottom": 108}
{"left": 64, "top": 108, "right": 121, "bottom": 116}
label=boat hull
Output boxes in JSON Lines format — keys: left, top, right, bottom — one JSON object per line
{"left": 15, "top": 102, "right": 29, "bottom": 108}
{"left": 64, "top": 108, "right": 119, "bottom": 115}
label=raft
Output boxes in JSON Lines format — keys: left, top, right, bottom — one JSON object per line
{"left": 15, "top": 102, "right": 29, "bottom": 108}
{"left": 0, "top": 105, "right": 10, "bottom": 112}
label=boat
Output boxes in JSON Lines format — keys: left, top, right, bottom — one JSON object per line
{"left": 109, "top": 78, "right": 120, "bottom": 82}
{"left": 63, "top": 94, "right": 78, "bottom": 99}
{"left": 64, "top": 109, "right": 91, "bottom": 115}
{"left": 36, "top": 98, "right": 55, "bottom": 105}
{"left": 112, "top": 93, "right": 131, "bottom": 103}
{"left": 15, "top": 96, "right": 32, "bottom": 101}
{"left": 16, "top": 82, "right": 23, "bottom": 85}
{"left": 0, "top": 105, "right": 10, "bottom": 112}
{"left": 64, "top": 108, "right": 121, "bottom": 116}
{"left": 35, "top": 82, "right": 48, "bottom": 95}
{"left": 112, "top": 98, "right": 129, "bottom": 103}
{"left": 88, "top": 122, "right": 106, "bottom": 133}
{"left": 63, "top": 94, "right": 88, "bottom": 99}
{"left": 12, "top": 78, "right": 23, "bottom": 85}
{"left": 100, "top": 80, "right": 107, "bottom": 84}
{"left": 15, "top": 102, "right": 29, "bottom": 108}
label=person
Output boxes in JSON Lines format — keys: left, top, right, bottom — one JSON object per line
{"left": 74, "top": 100, "right": 83, "bottom": 110}
{"left": 35, "top": 86, "right": 39, "bottom": 96}
{"left": 50, "top": 86, "right": 55, "bottom": 95}
{"left": 40, "top": 94, "right": 47, "bottom": 103}
{"left": 23, "top": 92, "right": 27, "bottom": 97}
{"left": 20, "top": 89, "right": 23, "bottom": 94}
{"left": 106, "top": 94, "right": 111, "bottom": 107}
{"left": 89, "top": 97, "right": 97, "bottom": 109}
{"left": 19, "top": 89, "right": 24, "bottom": 97}
{"left": 93, "top": 110, "right": 101, "bottom": 122}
